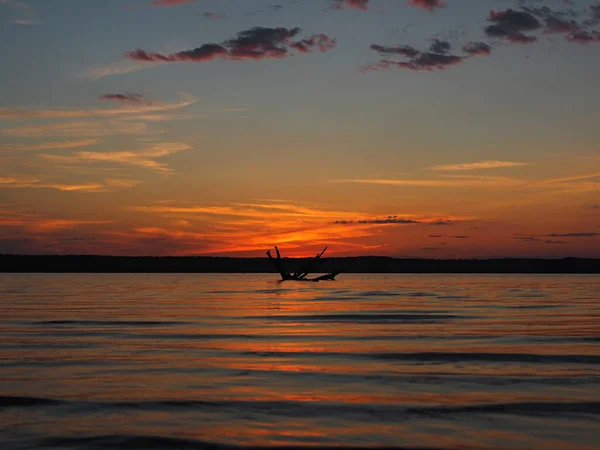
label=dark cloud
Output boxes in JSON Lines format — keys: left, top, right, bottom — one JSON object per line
{"left": 408, "top": 0, "right": 446, "bottom": 11}
{"left": 330, "top": 0, "right": 370, "bottom": 11}
{"left": 547, "top": 232, "right": 599, "bottom": 237}
{"left": 334, "top": 216, "right": 420, "bottom": 225}
{"left": 591, "top": 4, "right": 600, "bottom": 22}
{"left": 428, "top": 234, "right": 471, "bottom": 239}
{"left": 127, "top": 27, "right": 336, "bottom": 63}
{"left": 462, "top": 41, "right": 492, "bottom": 55}
{"left": 523, "top": 6, "right": 580, "bottom": 34}
{"left": 365, "top": 36, "right": 490, "bottom": 72}
{"left": 290, "top": 34, "right": 338, "bottom": 53}
{"left": 429, "top": 38, "right": 452, "bottom": 54}
{"left": 99, "top": 93, "right": 147, "bottom": 104}
{"left": 485, "top": 9, "right": 541, "bottom": 44}
{"left": 515, "top": 232, "right": 599, "bottom": 241}
{"left": 370, "top": 44, "right": 420, "bottom": 57}
{"left": 430, "top": 219, "right": 454, "bottom": 226}
{"left": 566, "top": 30, "right": 600, "bottom": 44}
{"left": 513, "top": 235, "right": 543, "bottom": 242}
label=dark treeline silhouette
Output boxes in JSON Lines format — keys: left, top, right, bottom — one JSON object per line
{"left": 0, "top": 254, "right": 598, "bottom": 273}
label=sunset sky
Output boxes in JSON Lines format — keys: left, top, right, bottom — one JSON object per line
{"left": 1, "top": 0, "right": 599, "bottom": 257}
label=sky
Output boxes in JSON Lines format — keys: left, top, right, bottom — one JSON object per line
{"left": 0, "top": 0, "right": 599, "bottom": 258}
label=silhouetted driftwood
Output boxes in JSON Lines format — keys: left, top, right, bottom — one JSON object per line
{"left": 266, "top": 246, "right": 340, "bottom": 282}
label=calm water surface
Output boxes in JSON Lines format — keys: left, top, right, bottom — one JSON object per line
{"left": 0, "top": 274, "right": 599, "bottom": 449}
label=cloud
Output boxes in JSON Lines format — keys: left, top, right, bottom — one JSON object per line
{"left": 201, "top": 12, "right": 226, "bottom": 20}
{"left": 79, "top": 60, "right": 167, "bottom": 80}
{"left": 523, "top": 6, "right": 581, "bottom": 34}
{"left": 513, "top": 235, "right": 571, "bottom": 244}
{"left": 126, "top": 27, "right": 336, "bottom": 63}
{"left": 427, "top": 160, "right": 531, "bottom": 171}
{"left": 333, "top": 175, "right": 523, "bottom": 188}
{"left": 428, "top": 234, "right": 471, "bottom": 239}
{"left": 1, "top": 121, "right": 154, "bottom": 138}
{"left": 547, "top": 232, "right": 599, "bottom": 238}
{"left": 542, "top": 172, "right": 600, "bottom": 184}
{"left": 330, "top": 0, "right": 370, "bottom": 11}
{"left": 515, "top": 233, "right": 599, "bottom": 243}
{"left": 485, "top": 9, "right": 541, "bottom": 44}
{"left": 566, "top": 30, "right": 600, "bottom": 44}
{"left": 0, "top": 138, "right": 99, "bottom": 151}
{"left": 0, "top": 176, "right": 134, "bottom": 192}
{"left": 41, "top": 142, "right": 191, "bottom": 174}
{"left": 333, "top": 216, "right": 420, "bottom": 225}
{"left": 430, "top": 220, "right": 454, "bottom": 226}
{"left": 99, "top": 93, "right": 149, "bottom": 105}
{"left": 0, "top": 92, "right": 196, "bottom": 120}
{"left": 462, "top": 41, "right": 492, "bottom": 55}
{"left": 408, "top": 0, "right": 446, "bottom": 11}
{"left": 370, "top": 44, "right": 420, "bottom": 57}
{"left": 0, "top": 0, "right": 39, "bottom": 25}
{"left": 365, "top": 38, "right": 490, "bottom": 72}
{"left": 152, "top": 0, "right": 197, "bottom": 6}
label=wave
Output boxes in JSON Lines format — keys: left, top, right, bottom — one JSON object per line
{"left": 241, "top": 350, "right": 600, "bottom": 365}
{"left": 34, "top": 320, "right": 187, "bottom": 327}
{"left": 249, "top": 313, "right": 465, "bottom": 324}
{"left": 38, "top": 434, "right": 448, "bottom": 450}
{"left": 3, "top": 395, "right": 598, "bottom": 419}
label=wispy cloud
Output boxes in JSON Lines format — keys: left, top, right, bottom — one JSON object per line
{"left": 427, "top": 160, "right": 531, "bottom": 171}
{"left": 0, "top": 92, "right": 196, "bottom": 120}
{"left": 1, "top": 121, "right": 153, "bottom": 138}
{"left": 0, "top": 0, "right": 39, "bottom": 25}
{"left": 0, "top": 176, "right": 126, "bottom": 192}
{"left": 332, "top": 175, "right": 524, "bottom": 188}
{"left": 152, "top": 0, "right": 197, "bottom": 6}
{"left": 41, "top": 142, "right": 192, "bottom": 174}
{"left": 201, "top": 12, "right": 226, "bottom": 20}
{"left": 542, "top": 172, "right": 600, "bottom": 184}
{"left": 0, "top": 138, "right": 99, "bottom": 151}
{"left": 78, "top": 60, "right": 167, "bottom": 80}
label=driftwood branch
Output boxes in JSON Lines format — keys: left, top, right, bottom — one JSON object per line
{"left": 266, "top": 246, "right": 339, "bottom": 282}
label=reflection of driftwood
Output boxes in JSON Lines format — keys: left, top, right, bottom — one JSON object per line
{"left": 266, "top": 246, "right": 340, "bottom": 282}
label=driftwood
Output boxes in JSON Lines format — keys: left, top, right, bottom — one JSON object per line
{"left": 266, "top": 246, "right": 340, "bottom": 282}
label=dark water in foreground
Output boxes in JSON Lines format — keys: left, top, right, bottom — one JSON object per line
{"left": 0, "top": 274, "right": 599, "bottom": 450}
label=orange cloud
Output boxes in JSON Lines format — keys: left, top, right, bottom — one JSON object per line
{"left": 427, "top": 160, "right": 531, "bottom": 171}
{"left": 41, "top": 142, "right": 191, "bottom": 174}
{"left": 0, "top": 92, "right": 196, "bottom": 120}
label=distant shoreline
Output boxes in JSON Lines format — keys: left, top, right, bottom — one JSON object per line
{"left": 0, "top": 255, "right": 598, "bottom": 274}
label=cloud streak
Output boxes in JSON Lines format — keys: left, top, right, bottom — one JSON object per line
{"left": 0, "top": 92, "right": 196, "bottom": 120}
{"left": 428, "top": 160, "right": 531, "bottom": 171}
{"left": 0, "top": 138, "right": 99, "bottom": 151}
{"left": 0, "top": 176, "right": 138, "bottom": 192}
{"left": 151, "top": 0, "right": 197, "bottom": 6}
{"left": 41, "top": 142, "right": 191, "bottom": 174}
